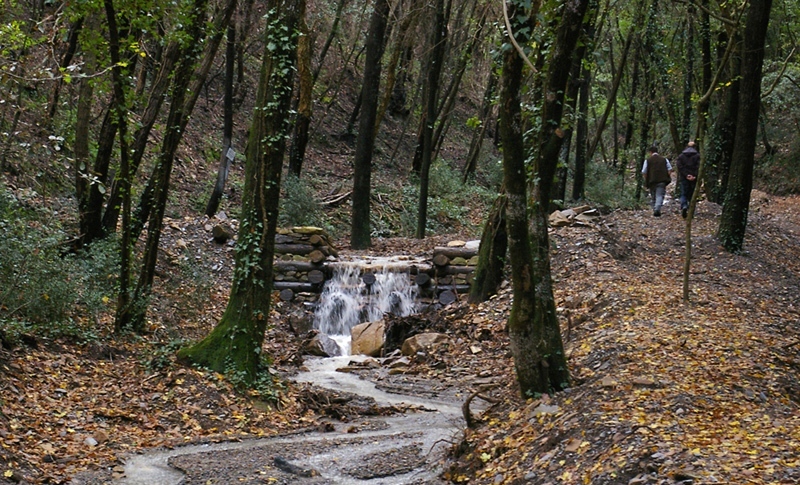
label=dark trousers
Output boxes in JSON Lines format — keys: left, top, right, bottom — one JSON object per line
{"left": 680, "top": 178, "right": 696, "bottom": 210}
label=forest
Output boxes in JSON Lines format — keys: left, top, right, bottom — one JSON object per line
{"left": 0, "top": 0, "right": 799, "bottom": 483}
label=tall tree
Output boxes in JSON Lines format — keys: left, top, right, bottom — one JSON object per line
{"left": 206, "top": 24, "right": 237, "bottom": 217}
{"left": 501, "top": 0, "right": 587, "bottom": 396}
{"left": 416, "top": 0, "right": 449, "bottom": 239}
{"left": 718, "top": 0, "right": 773, "bottom": 252}
{"left": 350, "top": 0, "right": 390, "bottom": 249}
{"left": 117, "top": 0, "right": 211, "bottom": 332}
{"left": 178, "top": 0, "right": 301, "bottom": 383}
{"left": 288, "top": 8, "right": 312, "bottom": 176}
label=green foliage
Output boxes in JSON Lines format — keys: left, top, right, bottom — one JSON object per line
{"left": 0, "top": 187, "right": 117, "bottom": 342}
{"left": 142, "top": 338, "right": 188, "bottom": 371}
{"left": 279, "top": 174, "right": 331, "bottom": 232}
{"left": 225, "top": 356, "right": 283, "bottom": 402}
{"left": 372, "top": 161, "right": 496, "bottom": 237}
{"left": 583, "top": 162, "right": 641, "bottom": 209}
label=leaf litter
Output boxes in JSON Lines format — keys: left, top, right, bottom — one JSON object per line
{"left": 1, "top": 193, "right": 799, "bottom": 484}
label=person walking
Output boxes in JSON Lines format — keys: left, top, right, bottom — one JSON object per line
{"left": 642, "top": 145, "right": 672, "bottom": 217}
{"left": 675, "top": 141, "right": 700, "bottom": 218}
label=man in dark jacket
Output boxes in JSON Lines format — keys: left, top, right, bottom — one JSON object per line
{"left": 675, "top": 141, "right": 700, "bottom": 218}
{"left": 642, "top": 146, "right": 672, "bottom": 217}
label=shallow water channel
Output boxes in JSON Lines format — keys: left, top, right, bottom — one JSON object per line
{"left": 106, "top": 355, "right": 464, "bottom": 484}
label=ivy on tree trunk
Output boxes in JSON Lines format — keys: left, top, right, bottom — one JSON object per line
{"left": 178, "top": 0, "right": 301, "bottom": 384}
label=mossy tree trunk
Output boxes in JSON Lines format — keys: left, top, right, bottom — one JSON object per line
{"left": 501, "top": 0, "right": 587, "bottom": 397}
{"left": 468, "top": 190, "right": 507, "bottom": 303}
{"left": 178, "top": 0, "right": 301, "bottom": 383}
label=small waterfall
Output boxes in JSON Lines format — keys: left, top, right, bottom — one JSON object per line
{"left": 313, "top": 260, "right": 420, "bottom": 355}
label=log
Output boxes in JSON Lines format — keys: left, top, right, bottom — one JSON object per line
{"left": 361, "top": 272, "right": 377, "bottom": 285}
{"left": 438, "top": 290, "right": 457, "bottom": 305}
{"left": 275, "top": 234, "right": 295, "bottom": 244}
{"left": 274, "top": 261, "right": 326, "bottom": 274}
{"left": 309, "top": 234, "right": 324, "bottom": 246}
{"left": 414, "top": 272, "right": 431, "bottom": 286}
{"left": 320, "top": 190, "right": 352, "bottom": 207}
{"left": 279, "top": 289, "right": 295, "bottom": 301}
{"left": 308, "top": 269, "right": 325, "bottom": 284}
{"left": 434, "top": 265, "right": 475, "bottom": 276}
{"left": 433, "top": 246, "right": 479, "bottom": 259}
{"left": 433, "top": 253, "right": 450, "bottom": 267}
{"left": 308, "top": 250, "right": 327, "bottom": 264}
{"left": 273, "top": 281, "right": 319, "bottom": 292}
{"left": 437, "top": 284, "right": 471, "bottom": 294}
{"left": 274, "top": 243, "right": 337, "bottom": 258}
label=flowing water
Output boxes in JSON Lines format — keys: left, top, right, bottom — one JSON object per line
{"left": 313, "top": 259, "right": 422, "bottom": 355}
{"left": 77, "top": 258, "right": 460, "bottom": 484}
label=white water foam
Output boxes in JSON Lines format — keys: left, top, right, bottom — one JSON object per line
{"left": 313, "top": 260, "right": 420, "bottom": 355}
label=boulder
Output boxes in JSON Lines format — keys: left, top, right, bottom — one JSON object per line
{"left": 301, "top": 331, "right": 341, "bottom": 357}
{"left": 401, "top": 332, "right": 451, "bottom": 356}
{"left": 350, "top": 320, "right": 386, "bottom": 357}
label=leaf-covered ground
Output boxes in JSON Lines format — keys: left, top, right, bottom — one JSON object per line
{"left": 1, "top": 192, "right": 799, "bottom": 484}
{"left": 446, "top": 192, "right": 800, "bottom": 484}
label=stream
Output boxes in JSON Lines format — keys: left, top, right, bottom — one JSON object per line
{"left": 80, "top": 262, "right": 465, "bottom": 484}
{"left": 100, "top": 355, "right": 462, "bottom": 484}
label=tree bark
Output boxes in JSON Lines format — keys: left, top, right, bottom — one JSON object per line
{"left": 463, "top": 70, "right": 496, "bottom": 183}
{"left": 350, "top": 0, "right": 390, "bottom": 249}
{"left": 130, "top": 0, "right": 237, "bottom": 238}
{"left": 102, "top": 0, "right": 133, "bottom": 333}
{"left": 704, "top": 31, "right": 740, "bottom": 204}
{"left": 288, "top": 9, "right": 313, "bottom": 176}
{"left": 178, "top": 0, "right": 301, "bottom": 384}
{"left": 205, "top": 24, "right": 236, "bottom": 217}
{"left": 718, "top": 0, "right": 772, "bottom": 252}
{"left": 468, "top": 191, "right": 507, "bottom": 303}
{"left": 416, "top": 0, "right": 448, "bottom": 239}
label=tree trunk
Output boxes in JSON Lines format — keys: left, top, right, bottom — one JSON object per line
{"left": 79, "top": 104, "right": 116, "bottom": 247}
{"left": 102, "top": 40, "right": 181, "bottom": 234}
{"left": 288, "top": 9, "right": 312, "bottom": 176}
{"left": 206, "top": 24, "right": 236, "bottom": 217}
{"left": 102, "top": 0, "right": 133, "bottom": 333}
{"left": 312, "top": 0, "right": 349, "bottom": 84}
{"left": 47, "top": 17, "right": 83, "bottom": 122}
{"left": 416, "top": 0, "right": 448, "bottom": 239}
{"left": 120, "top": 0, "right": 210, "bottom": 331}
{"left": 502, "top": 0, "right": 586, "bottom": 397}
{"left": 586, "top": 0, "right": 641, "bottom": 162}
{"left": 682, "top": 6, "right": 694, "bottom": 144}
{"left": 572, "top": 56, "right": 590, "bottom": 201}
{"left": 129, "top": 0, "right": 237, "bottom": 238}
{"left": 463, "top": 69, "right": 496, "bottom": 183}
{"left": 74, "top": 18, "right": 95, "bottom": 249}
{"left": 350, "top": 0, "right": 390, "bottom": 249}
{"left": 718, "top": 0, "right": 772, "bottom": 252}
{"left": 178, "top": 0, "right": 301, "bottom": 384}
{"left": 704, "top": 31, "right": 740, "bottom": 204}
{"left": 468, "top": 191, "right": 507, "bottom": 303}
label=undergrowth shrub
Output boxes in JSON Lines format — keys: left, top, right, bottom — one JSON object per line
{"left": 0, "top": 187, "right": 116, "bottom": 343}
{"left": 373, "top": 160, "right": 496, "bottom": 237}
{"left": 583, "top": 162, "right": 642, "bottom": 210}
{"left": 280, "top": 174, "right": 333, "bottom": 233}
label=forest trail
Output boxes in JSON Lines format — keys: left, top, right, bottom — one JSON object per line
{"left": 2, "top": 193, "right": 799, "bottom": 485}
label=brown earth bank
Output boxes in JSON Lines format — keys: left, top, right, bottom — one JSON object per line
{"left": 1, "top": 189, "right": 799, "bottom": 484}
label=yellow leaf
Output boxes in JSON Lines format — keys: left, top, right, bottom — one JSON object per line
{"left": 4, "top": 470, "right": 13, "bottom": 478}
